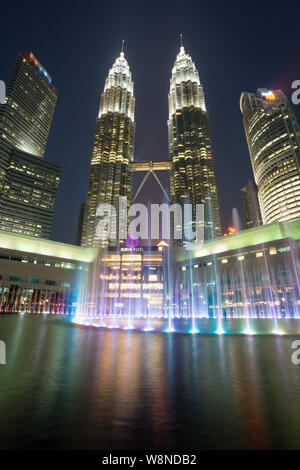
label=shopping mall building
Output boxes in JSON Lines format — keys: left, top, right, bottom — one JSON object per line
{"left": 0, "top": 219, "right": 299, "bottom": 317}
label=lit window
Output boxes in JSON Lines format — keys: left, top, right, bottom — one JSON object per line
{"left": 61, "top": 281, "right": 71, "bottom": 288}
{"left": 10, "top": 276, "right": 22, "bottom": 282}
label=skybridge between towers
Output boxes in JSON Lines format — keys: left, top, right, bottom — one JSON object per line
{"left": 130, "top": 160, "right": 171, "bottom": 172}
{"left": 130, "top": 160, "right": 171, "bottom": 202}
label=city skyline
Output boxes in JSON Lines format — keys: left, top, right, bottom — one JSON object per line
{"left": 1, "top": 0, "right": 299, "bottom": 244}
{"left": 1, "top": 0, "right": 300, "bottom": 456}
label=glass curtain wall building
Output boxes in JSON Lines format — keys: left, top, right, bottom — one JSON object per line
{"left": 0, "top": 52, "right": 60, "bottom": 238}
{"left": 0, "top": 52, "right": 57, "bottom": 158}
{"left": 240, "top": 89, "right": 300, "bottom": 224}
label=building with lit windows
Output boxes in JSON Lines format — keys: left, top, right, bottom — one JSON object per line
{"left": 98, "top": 246, "right": 164, "bottom": 316}
{"left": 0, "top": 231, "right": 164, "bottom": 315}
{"left": 0, "top": 141, "right": 60, "bottom": 238}
{"left": 241, "top": 181, "right": 262, "bottom": 228}
{"left": 82, "top": 47, "right": 135, "bottom": 247}
{"left": 0, "top": 52, "right": 57, "bottom": 157}
{"left": 240, "top": 89, "right": 300, "bottom": 224}
{"left": 0, "top": 52, "right": 60, "bottom": 238}
{"left": 1, "top": 220, "right": 299, "bottom": 319}
{"left": 168, "top": 41, "right": 221, "bottom": 242}
{"left": 0, "top": 230, "right": 96, "bottom": 314}
{"left": 174, "top": 218, "right": 300, "bottom": 318}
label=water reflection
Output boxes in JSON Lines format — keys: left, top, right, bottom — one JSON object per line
{"left": 0, "top": 315, "right": 300, "bottom": 449}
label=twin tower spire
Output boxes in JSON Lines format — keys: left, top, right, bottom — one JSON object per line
{"left": 81, "top": 39, "right": 221, "bottom": 247}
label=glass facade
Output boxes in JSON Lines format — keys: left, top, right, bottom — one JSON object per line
{"left": 0, "top": 52, "right": 57, "bottom": 158}
{"left": 0, "top": 52, "right": 60, "bottom": 238}
{"left": 168, "top": 46, "right": 221, "bottom": 242}
{"left": 240, "top": 89, "right": 300, "bottom": 224}
{"left": 97, "top": 247, "right": 164, "bottom": 317}
{"left": 176, "top": 237, "right": 300, "bottom": 319}
{"left": 0, "top": 144, "right": 60, "bottom": 238}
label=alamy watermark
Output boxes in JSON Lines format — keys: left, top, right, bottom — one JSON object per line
{"left": 95, "top": 197, "right": 205, "bottom": 247}
{"left": 0, "top": 80, "right": 5, "bottom": 104}
{"left": 291, "top": 340, "right": 300, "bottom": 365}
{"left": 291, "top": 81, "right": 300, "bottom": 105}
{"left": 0, "top": 340, "right": 6, "bottom": 365}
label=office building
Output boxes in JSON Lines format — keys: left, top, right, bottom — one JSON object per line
{"left": 0, "top": 51, "right": 57, "bottom": 158}
{"left": 0, "top": 52, "right": 60, "bottom": 237}
{"left": 240, "top": 88, "right": 300, "bottom": 224}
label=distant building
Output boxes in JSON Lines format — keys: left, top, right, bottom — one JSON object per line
{"left": 240, "top": 181, "right": 262, "bottom": 228}
{"left": 76, "top": 202, "right": 85, "bottom": 246}
{"left": 0, "top": 52, "right": 60, "bottom": 238}
{"left": 168, "top": 41, "right": 221, "bottom": 242}
{"left": 240, "top": 88, "right": 300, "bottom": 224}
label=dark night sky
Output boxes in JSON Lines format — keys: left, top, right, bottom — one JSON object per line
{"left": 1, "top": 0, "right": 300, "bottom": 243}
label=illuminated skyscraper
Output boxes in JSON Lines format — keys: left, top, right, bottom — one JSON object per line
{"left": 82, "top": 47, "right": 135, "bottom": 247}
{"left": 168, "top": 40, "right": 221, "bottom": 242}
{"left": 0, "top": 52, "right": 57, "bottom": 157}
{"left": 0, "top": 52, "right": 60, "bottom": 238}
{"left": 240, "top": 89, "right": 300, "bottom": 224}
{"left": 0, "top": 143, "right": 60, "bottom": 238}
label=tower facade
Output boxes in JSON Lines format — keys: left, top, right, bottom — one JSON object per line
{"left": 0, "top": 52, "right": 57, "bottom": 158}
{"left": 168, "top": 44, "right": 221, "bottom": 242}
{"left": 240, "top": 89, "right": 300, "bottom": 224}
{"left": 82, "top": 50, "right": 135, "bottom": 247}
{"left": 0, "top": 143, "right": 60, "bottom": 238}
{"left": 0, "top": 52, "right": 60, "bottom": 238}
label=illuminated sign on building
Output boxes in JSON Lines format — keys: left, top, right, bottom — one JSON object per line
{"left": 26, "top": 52, "right": 53, "bottom": 85}
{"left": 125, "top": 236, "right": 140, "bottom": 248}
{"left": 120, "top": 247, "right": 144, "bottom": 254}
{"left": 262, "top": 90, "right": 276, "bottom": 101}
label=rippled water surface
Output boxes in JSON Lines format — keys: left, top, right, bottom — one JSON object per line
{"left": 1, "top": 315, "right": 300, "bottom": 449}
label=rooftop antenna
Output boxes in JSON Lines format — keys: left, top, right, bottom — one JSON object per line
{"left": 180, "top": 33, "right": 183, "bottom": 48}
{"left": 121, "top": 39, "right": 124, "bottom": 54}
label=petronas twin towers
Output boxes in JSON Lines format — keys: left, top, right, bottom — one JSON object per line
{"left": 82, "top": 49, "right": 134, "bottom": 247}
{"left": 82, "top": 41, "right": 221, "bottom": 248}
